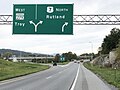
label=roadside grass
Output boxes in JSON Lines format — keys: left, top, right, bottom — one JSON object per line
{"left": 84, "top": 62, "right": 120, "bottom": 89}
{"left": 57, "top": 61, "right": 69, "bottom": 65}
{"left": 0, "top": 59, "right": 50, "bottom": 81}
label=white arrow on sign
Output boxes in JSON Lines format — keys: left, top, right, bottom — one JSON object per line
{"left": 29, "top": 20, "right": 43, "bottom": 32}
{"left": 62, "top": 22, "right": 68, "bottom": 32}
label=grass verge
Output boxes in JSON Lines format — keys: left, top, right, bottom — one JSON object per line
{"left": 0, "top": 59, "right": 50, "bottom": 81}
{"left": 57, "top": 62, "right": 69, "bottom": 65}
{"left": 84, "top": 62, "right": 120, "bottom": 89}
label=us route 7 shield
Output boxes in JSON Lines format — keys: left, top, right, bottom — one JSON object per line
{"left": 13, "top": 4, "right": 73, "bottom": 35}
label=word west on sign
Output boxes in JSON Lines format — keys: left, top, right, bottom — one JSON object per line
{"left": 13, "top": 4, "right": 73, "bottom": 35}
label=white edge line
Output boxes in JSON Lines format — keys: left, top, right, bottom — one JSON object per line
{"left": 70, "top": 65, "right": 80, "bottom": 90}
{"left": 0, "top": 77, "right": 24, "bottom": 86}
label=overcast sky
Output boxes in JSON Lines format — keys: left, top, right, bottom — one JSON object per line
{"left": 0, "top": 0, "right": 120, "bottom": 55}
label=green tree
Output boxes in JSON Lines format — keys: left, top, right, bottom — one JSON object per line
{"left": 3, "top": 52, "right": 12, "bottom": 60}
{"left": 72, "top": 53, "right": 77, "bottom": 59}
{"left": 54, "top": 54, "right": 60, "bottom": 62}
{"left": 62, "top": 52, "right": 77, "bottom": 61}
{"left": 101, "top": 28, "right": 120, "bottom": 54}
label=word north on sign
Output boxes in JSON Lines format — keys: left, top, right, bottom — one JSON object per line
{"left": 13, "top": 4, "right": 73, "bottom": 35}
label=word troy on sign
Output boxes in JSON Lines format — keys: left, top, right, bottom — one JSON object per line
{"left": 13, "top": 4, "right": 73, "bottom": 35}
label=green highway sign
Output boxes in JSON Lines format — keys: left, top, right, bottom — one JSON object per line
{"left": 60, "top": 56, "right": 65, "bottom": 61}
{"left": 13, "top": 4, "right": 73, "bottom": 35}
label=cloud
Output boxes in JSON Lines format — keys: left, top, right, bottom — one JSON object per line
{"left": 0, "top": 0, "right": 120, "bottom": 55}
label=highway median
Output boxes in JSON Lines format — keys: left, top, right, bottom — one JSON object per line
{"left": 0, "top": 59, "right": 50, "bottom": 81}
{"left": 57, "top": 61, "right": 69, "bottom": 65}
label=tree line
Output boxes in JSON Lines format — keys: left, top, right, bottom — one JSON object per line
{"left": 101, "top": 28, "right": 120, "bottom": 54}
{"left": 54, "top": 52, "right": 77, "bottom": 62}
{"left": 100, "top": 28, "right": 120, "bottom": 64}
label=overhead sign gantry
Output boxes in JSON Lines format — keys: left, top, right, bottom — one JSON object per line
{"left": 1, "top": 15, "right": 120, "bottom": 25}
{"left": 73, "top": 15, "right": 120, "bottom": 25}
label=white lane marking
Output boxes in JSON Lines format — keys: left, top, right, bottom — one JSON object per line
{"left": 70, "top": 65, "right": 80, "bottom": 90}
{"left": 46, "top": 76, "right": 53, "bottom": 79}
{"left": 58, "top": 71, "right": 62, "bottom": 74}
{"left": 46, "top": 71, "right": 62, "bottom": 79}
{"left": 60, "top": 62, "right": 71, "bottom": 67}
{"left": 61, "top": 65, "right": 68, "bottom": 67}
{"left": 46, "top": 68, "right": 69, "bottom": 79}
{"left": 46, "top": 73, "right": 57, "bottom": 80}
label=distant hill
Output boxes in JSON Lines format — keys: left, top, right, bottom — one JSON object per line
{"left": 0, "top": 49, "right": 52, "bottom": 57}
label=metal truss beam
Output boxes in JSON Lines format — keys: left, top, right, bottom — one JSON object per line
{"left": 73, "top": 15, "right": 120, "bottom": 25}
{"left": 0, "top": 15, "right": 12, "bottom": 25}
{"left": 1, "top": 15, "right": 120, "bottom": 25}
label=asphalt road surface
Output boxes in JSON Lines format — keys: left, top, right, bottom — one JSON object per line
{"left": 0, "top": 62, "right": 112, "bottom": 90}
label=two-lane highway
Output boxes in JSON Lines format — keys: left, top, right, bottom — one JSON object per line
{"left": 0, "top": 62, "right": 78, "bottom": 90}
{"left": 0, "top": 62, "right": 112, "bottom": 90}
